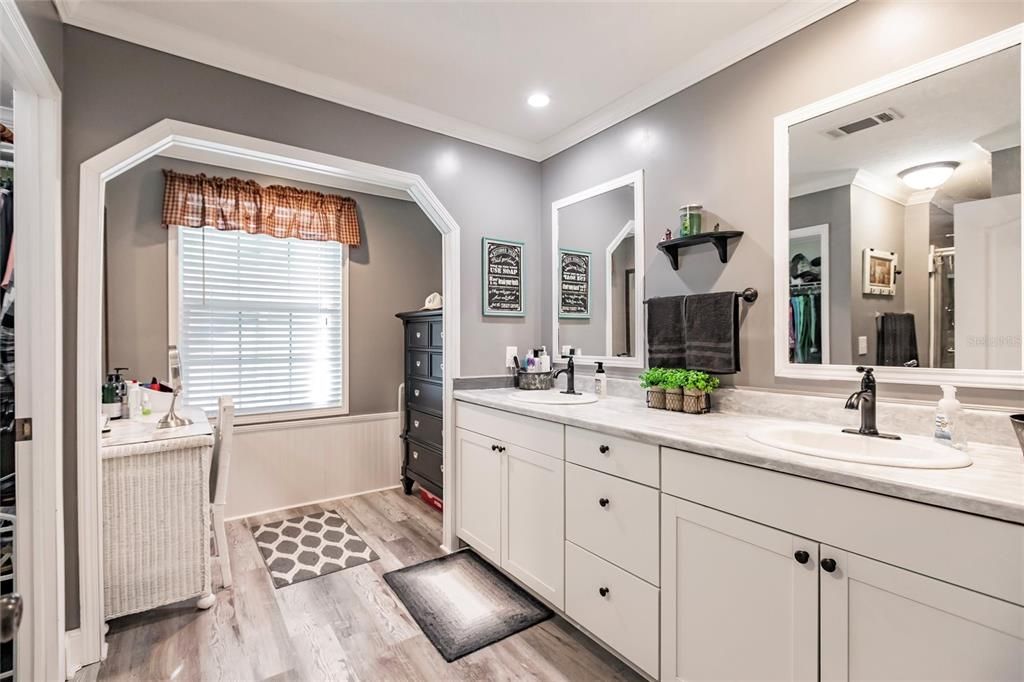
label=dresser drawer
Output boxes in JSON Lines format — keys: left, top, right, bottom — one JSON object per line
{"left": 429, "top": 320, "right": 443, "bottom": 348}
{"left": 566, "top": 426, "right": 659, "bottom": 487}
{"left": 408, "top": 350, "right": 430, "bottom": 378}
{"left": 407, "top": 321, "right": 429, "bottom": 348}
{"left": 406, "top": 440, "right": 442, "bottom": 486}
{"left": 429, "top": 352, "right": 444, "bottom": 380}
{"left": 454, "top": 402, "right": 563, "bottom": 459}
{"left": 408, "top": 409, "right": 442, "bottom": 449}
{"left": 566, "top": 541, "right": 659, "bottom": 678}
{"left": 408, "top": 379, "right": 443, "bottom": 415}
{"left": 566, "top": 463, "right": 659, "bottom": 585}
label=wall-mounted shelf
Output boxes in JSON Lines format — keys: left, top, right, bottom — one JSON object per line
{"left": 656, "top": 230, "right": 743, "bottom": 270}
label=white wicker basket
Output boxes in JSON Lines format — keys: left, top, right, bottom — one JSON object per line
{"left": 102, "top": 434, "right": 213, "bottom": 619}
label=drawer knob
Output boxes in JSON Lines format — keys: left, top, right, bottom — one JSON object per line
{"left": 416, "top": 332, "right": 422, "bottom": 338}
{"left": 413, "top": 420, "right": 420, "bottom": 428}
{"left": 491, "top": 444, "right": 499, "bottom": 451}
{"left": 416, "top": 361, "right": 422, "bottom": 367}
{"left": 414, "top": 389, "right": 421, "bottom": 397}
{"left": 412, "top": 451, "right": 419, "bottom": 459}
{"left": 794, "top": 550, "right": 809, "bottom": 565}
{"left": 598, "top": 587, "right": 610, "bottom": 597}
{"left": 598, "top": 444, "right": 610, "bottom": 454}
{"left": 820, "top": 558, "right": 837, "bottom": 573}
{"left": 498, "top": 445, "right": 506, "bottom": 453}
{"left": 440, "top": 362, "right": 444, "bottom": 370}
{"left": 598, "top": 497, "right": 610, "bottom": 508}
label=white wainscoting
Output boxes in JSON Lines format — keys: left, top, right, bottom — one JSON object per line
{"left": 226, "top": 411, "right": 402, "bottom": 520}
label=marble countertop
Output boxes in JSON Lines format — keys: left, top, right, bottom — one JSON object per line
{"left": 454, "top": 388, "right": 1024, "bottom": 525}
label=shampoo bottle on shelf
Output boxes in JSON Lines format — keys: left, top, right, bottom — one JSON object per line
{"left": 934, "top": 384, "right": 966, "bottom": 450}
{"left": 594, "top": 361, "right": 607, "bottom": 398}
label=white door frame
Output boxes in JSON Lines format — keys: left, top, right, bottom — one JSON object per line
{"left": 73, "top": 119, "right": 462, "bottom": 670}
{"left": 789, "top": 224, "right": 830, "bottom": 365}
{"left": 604, "top": 219, "right": 634, "bottom": 357}
{"left": 0, "top": 2, "right": 65, "bottom": 680}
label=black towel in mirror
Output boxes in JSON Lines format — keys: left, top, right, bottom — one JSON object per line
{"left": 682, "top": 292, "right": 740, "bottom": 374}
{"left": 647, "top": 296, "right": 687, "bottom": 368}
{"left": 876, "top": 313, "right": 918, "bottom": 367}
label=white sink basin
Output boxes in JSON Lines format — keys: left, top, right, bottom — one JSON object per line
{"left": 748, "top": 424, "right": 971, "bottom": 469}
{"left": 508, "top": 390, "right": 599, "bottom": 406}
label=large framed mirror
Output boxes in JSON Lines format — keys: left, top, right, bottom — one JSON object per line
{"left": 774, "top": 27, "right": 1022, "bottom": 389}
{"left": 552, "top": 170, "right": 645, "bottom": 368}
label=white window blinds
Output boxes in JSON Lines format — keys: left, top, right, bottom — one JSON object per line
{"left": 177, "top": 226, "right": 345, "bottom": 416}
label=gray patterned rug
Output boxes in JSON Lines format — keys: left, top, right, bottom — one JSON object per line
{"left": 251, "top": 510, "right": 378, "bottom": 588}
{"left": 384, "top": 549, "right": 553, "bottom": 662}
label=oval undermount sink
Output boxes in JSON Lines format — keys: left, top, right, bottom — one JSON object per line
{"left": 508, "top": 390, "right": 599, "bottom": 406}
{"left": 748, "top": 424, "right": 971, "bottom": 469}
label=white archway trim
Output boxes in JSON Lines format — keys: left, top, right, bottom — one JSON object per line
{"left": 75, "top": 119, "right": 461, "bottom": 669}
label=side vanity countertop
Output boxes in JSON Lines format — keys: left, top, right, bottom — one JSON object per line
{"left": 454, "top": 389, "right": 1024, "bottom": 525}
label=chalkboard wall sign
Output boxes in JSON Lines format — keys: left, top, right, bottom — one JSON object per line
{"left": 482, "top": 237, "right": 525, "bottom": 316}
{"left": 559, "top": 248, "right": 591, "bottom": 318}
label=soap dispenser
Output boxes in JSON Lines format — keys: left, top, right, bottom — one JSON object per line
{"left": 934, "top": 384, "right": 966, "bottom": 450}
{"left": 594, "top": 361, "right": 608, "bottom": 398}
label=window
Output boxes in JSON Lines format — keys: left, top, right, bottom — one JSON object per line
{"left": 173, "top": 226, "right": 347, "bottom": 419}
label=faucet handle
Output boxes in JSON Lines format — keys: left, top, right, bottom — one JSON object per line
{"left": 855, "top": 366, "right": 873, "bottom": 375}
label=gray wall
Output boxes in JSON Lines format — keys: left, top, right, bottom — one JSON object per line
{"left": 540, "top": 0, "right": 1023, "bottom": 407}
{"left": 62, "top": 26, "right": 541, "bottom": 628}
{"left": 15, "top": 0, "right": 62, "bottom": 87}
{"left": 104, "top": 156, "right": 440, "bottom": 415}
{"left": 789, "top": 186, "right": 852, "bottom": 365}
{"left": 557, "top": 185, "right": 634, "bottom": 355}
{"left": 992, "top": 146, "right": 1021, "bottom": 197}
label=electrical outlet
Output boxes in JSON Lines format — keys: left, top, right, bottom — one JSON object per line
{"left": 858, "top": 336, "right": 868, "bottom": 355}
{"left": 505, "top": 346, "right": 518, "bottom": 368}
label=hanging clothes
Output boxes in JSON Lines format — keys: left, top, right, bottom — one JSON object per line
{"left": 789, "top": 290, "right": 822, "bottom": 364}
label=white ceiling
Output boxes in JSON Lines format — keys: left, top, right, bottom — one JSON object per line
{"left": 56, "top": 0, "right": 849, "bottom": 160}
{"left": 790, "top": 44, "right": 1021, "bottom": 204}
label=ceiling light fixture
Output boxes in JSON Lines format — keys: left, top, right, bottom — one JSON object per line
{"left": 527, "top": 92, "right": 550, "bottom": 108}
{"left": 898, "top": 161, "right": 959, "bottom": 190}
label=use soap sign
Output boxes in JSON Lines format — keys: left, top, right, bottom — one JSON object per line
{"left": 482, "top": 237, "right": 525, "bottom": 316}
{"left": 559, "top": 249, "right": 591, "bottom": 318}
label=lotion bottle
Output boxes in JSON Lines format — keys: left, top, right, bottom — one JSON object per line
{"left": 594, "top": 361, "right": 608, "bottom": 398}
{"left": 934, "top": 384, "right": 966, "bottom": 449}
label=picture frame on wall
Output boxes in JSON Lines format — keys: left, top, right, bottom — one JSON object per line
{"left": 862, "top": 248, "right": 897, "bottom": 296}
{"left": 559, "top": 248, "right": 591, "bottom": 318}
{"left": 482, "top": 237, "right": 525, "bottom": 316}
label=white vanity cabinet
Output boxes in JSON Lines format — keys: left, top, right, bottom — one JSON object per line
{"left": 454, "top": 403, "right": 565, "bottom": 608}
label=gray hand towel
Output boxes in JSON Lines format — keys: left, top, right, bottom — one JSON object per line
{"left": 647, "top": 296, "right": 687, "bottom": 368}
{"left": 682, "top": 292, "right": 740, "bottom": 374}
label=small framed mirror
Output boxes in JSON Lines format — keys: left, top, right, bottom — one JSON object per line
{"left": 551, "top": 170, "right": 645, "bottom": 368}
{"left": 774, "top": 29, "right": 1022, "bottom": 389}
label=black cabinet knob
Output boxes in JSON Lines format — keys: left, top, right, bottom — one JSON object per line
{"left": 498, "top": 446, "right": 506, "bottom": 453}
{"left": 598, "top": 497, "right": 610, "bottom": 508}
{"left": 820, "top": 558, "right": 837, "bottom": 573}
{"left": 491, "top": 444, "right": 498, "bottom": 451}
{"left": 794, "top": 550, "right": 810, "bottom": 564}
{"left": 599, "top": 444, "right": 610, "bottom": 454}
{"left": 598, "top": 587, "right": 610, "bottom": 597}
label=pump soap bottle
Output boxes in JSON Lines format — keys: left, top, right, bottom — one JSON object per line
{"left": 594, "top": 361, "right": 607, "bottom": 398}
{"left": 934, "top": 384, "right": 967, "bottom": 450}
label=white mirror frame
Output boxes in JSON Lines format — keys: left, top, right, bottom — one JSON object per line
{"left": 773, "top": 24, "right": 1024, "bottom": 390}
{"left": 552, "top": 170, "right": 645, "bottom": 368}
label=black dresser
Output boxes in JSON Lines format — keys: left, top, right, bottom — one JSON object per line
{"left": 396, "top": 309, "right": 444, "bottom": 498}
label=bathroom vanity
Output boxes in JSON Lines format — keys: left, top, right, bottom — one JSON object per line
{"left": 454, "top": 389, "right": 1024, "bottom": 681}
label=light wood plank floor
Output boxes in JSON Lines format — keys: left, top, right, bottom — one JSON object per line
{"left": 76, "top": 488, "right": 641, "bottom": 681}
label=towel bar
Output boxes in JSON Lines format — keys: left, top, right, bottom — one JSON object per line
{"left": 644, "top": 288, "right": 758, "bottom": 304}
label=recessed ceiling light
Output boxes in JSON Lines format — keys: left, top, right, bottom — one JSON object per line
{"left": 898, "top": 161, "right": 959, "bottom": 190}
{"left": 527, "top": 92, "right": 550, "bottom": 108}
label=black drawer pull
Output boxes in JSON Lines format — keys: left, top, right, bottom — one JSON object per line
{"left": 599, "top": 444, "right": 610, "bottom": 454}
{"left": 820, "top": 558, "right": 837, "bottom": 573}
{"left": 598, "top": 497, "right": 610, "bottom": 508}
{"left": 598, "top": 587, "right": 610, "bottom": 597}
{"left": 794, "top": 550, "right": 809, "bottom": 564}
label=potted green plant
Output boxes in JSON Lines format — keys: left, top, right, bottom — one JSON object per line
{"left": 639, "top": 367, "right": 669, "bottom": 409}
{"left": 663, "top": 369, "right": 687, "bottom": 412}
{"left": 680, "top": 370, "right": 720, "bottom": 414}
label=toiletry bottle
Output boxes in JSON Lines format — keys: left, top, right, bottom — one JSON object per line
{"left": 102, "top": 374, "right": 122, "bottom": 419}
{"left": 141, "top": 392, "right": 152, "bottom": 416}
{"left": 595, "top": 361, "right": 607, "bottom": 398}
{"left": 934, "top": 384, "right": 966, "bottom": 449}
{"left": 127, "top": 381, "right": 142, "bottom": 419}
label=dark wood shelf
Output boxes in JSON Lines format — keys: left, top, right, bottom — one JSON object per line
{"left": 656, "top": 230, "right": 744, "bottom": 270}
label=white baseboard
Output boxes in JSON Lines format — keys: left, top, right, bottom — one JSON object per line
{"left": 226, "top": 484, "right": 402, "bottom": 522}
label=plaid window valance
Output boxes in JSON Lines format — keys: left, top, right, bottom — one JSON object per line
{"left": 161, "top": 170, "right": 361, "bottom": 246}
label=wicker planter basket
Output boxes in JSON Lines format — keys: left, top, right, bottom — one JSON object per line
{"left": 665, "top": 388, "right": 684, "bottom": 412}
{"left": 683, "top": 388, "right": 712, "bottom": 414}
{"left": 646, "top": 387, "right": 666, "bottom": 409}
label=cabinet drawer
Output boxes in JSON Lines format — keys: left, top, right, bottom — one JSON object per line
{"left": 408, "top": 379, "right": 443, "bottom": 415}
{"left": 455, "top": 402, "right": 563, "bottom": 459}
{"left": 566, "top": 463, "right": 659, "bottom": 585}
{"left": 566, "top": 426, "right": 659, "bottom": 487}
{"left": 429, "top": 352, "right": 444, "bottom": 380}
{"left": 429, "top": 320, "right": 443, "bottom": 348}
{"left": 407, "top": 322, "right": 429, "bottom": 348}
{"left": 566, "top": 541, "right": 659, "bottom": 678}
{"left": 408, "top": 350, "right": 430, "bottom": 378}
{"left": 408, "top": 409, "right": 442, "bottom": 449}
{"left": 406, "top": 440, "right": 442, "bottom": 486}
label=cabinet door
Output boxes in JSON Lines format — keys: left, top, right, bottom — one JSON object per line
{"left": 502, "top": 444, "right": 564, "bottom": 608}
{"left": 454, "top": 428, "right": 501, "bottom": 562}
{"left": 661, "top": 495, "right": 818, "bottom": 682}
{"left": 820, "top": 546, "right": 1024, "bottom": 681}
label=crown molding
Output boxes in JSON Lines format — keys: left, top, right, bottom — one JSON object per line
{"left": 62, "top": 1, "right": 852, "bottom": 162}
{"left": 851, "top": 168, "right": 912, "bottom": 206}
{"left": 974, "top": 124, "right": 1021, "bottom": 153}
{"left": 789, "top": 169, "right": 858, "bottom": 198}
